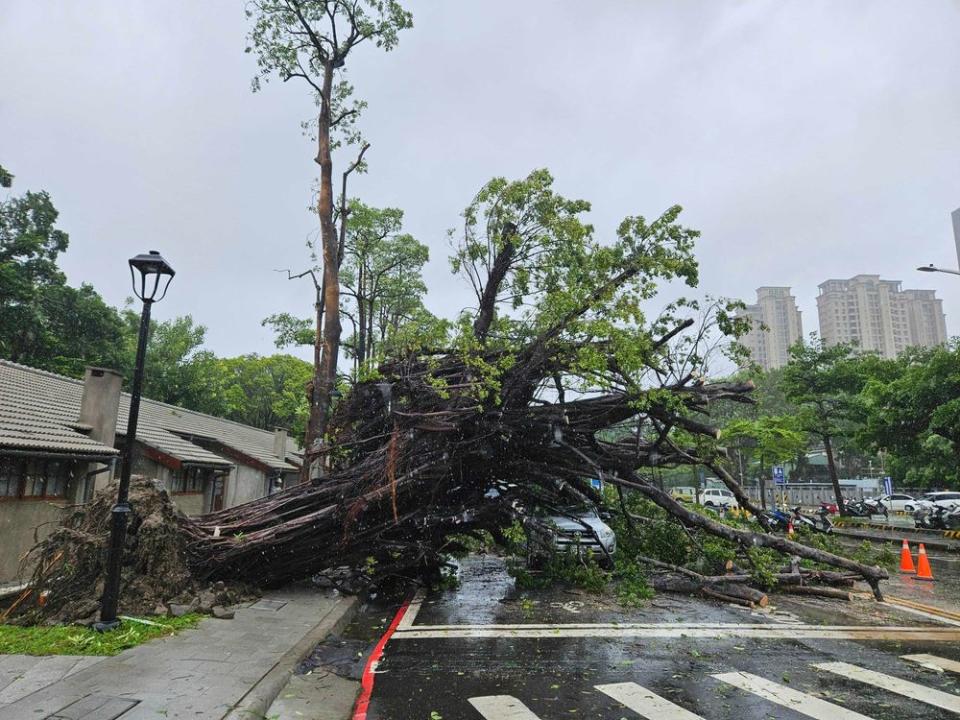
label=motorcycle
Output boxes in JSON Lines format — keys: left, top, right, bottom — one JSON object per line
{"left": 815, "top": 506, "right": 834, "bottom": 532}
{"left": 915, "top": 505, "right": 960, "bottom": 530}
{"left": 761, "top": 508, "right": 791, "bottom": 532}
{"left": 843, "top": 500, "right": 875, "bottom": 517}
{"left": 790, "top": 505, "right": 831, "bottom": 534}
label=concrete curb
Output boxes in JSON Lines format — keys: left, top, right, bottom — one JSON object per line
{"left": 833, "top": 519, "right": 960, "bottom": 539}
{"left": 833, "top": 527, "right": 959, "bottom": 552}
{"left": 223, "top": 594, "right": 359, "bottom": 720}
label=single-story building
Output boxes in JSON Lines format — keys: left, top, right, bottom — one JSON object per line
{"left": 0, "top": 359, "right": 302, "bottom": 583}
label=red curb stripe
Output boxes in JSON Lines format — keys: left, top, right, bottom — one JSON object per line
{"left": 352, "top": 596, "right": 413, "bottom": 720}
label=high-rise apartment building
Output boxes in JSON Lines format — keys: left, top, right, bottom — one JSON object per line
{"left": 816, "top": 275, "right": 947, "bottom": 358}
{"left": 739, "top": 287, "right": 804, "bottom": 370}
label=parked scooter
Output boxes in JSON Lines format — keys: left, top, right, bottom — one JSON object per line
{"left": 790, "top": 505, "right": 831, "bottom": 534}
{"left": 844, "top": 498, "right": 886, "bottom": 518}
{"left": 815, "top": 506, "right": 834, "bottom": 532}
{"left": 915, "top": 505, "right": 960, "bottom": 531}
{"left": 843, "top": 500, "right": 874, "bottom": 517}
{"left": 761, "top": 508, "right": 791, "bottom": 532}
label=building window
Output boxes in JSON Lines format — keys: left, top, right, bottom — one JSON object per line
{"left": 0, "top": 457, "right": 71, "bottom": 499}
{"left": 0, "top": 458, "right": 19, "bottom": 497}
{"left": 170, "top": 466, "right": 207, "bottom": 493}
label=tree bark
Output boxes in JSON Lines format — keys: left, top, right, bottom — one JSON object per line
{"left": 305, "top": 61, "right": 340, "bottom": 481}
{"left": 612, "top": 471, "right": 887, "bottom": 600}
{"left": 473, "top": 223, "right": 517, "bottom": 341}
{"left": 823, "top": 434, "right": 847, "bottom": 515}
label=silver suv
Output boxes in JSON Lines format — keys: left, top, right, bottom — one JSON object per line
{"left": 526, "top": 505, "right": 617, "bottom": 567}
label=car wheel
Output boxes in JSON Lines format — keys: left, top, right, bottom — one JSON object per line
{"left": 905, "top": 505, "right": 914, "bottom": 512}
{"left": 705, "top": 501, "right": 715, "bottom": 507}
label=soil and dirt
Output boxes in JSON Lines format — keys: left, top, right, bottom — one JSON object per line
{"left": 6, "top": 478, "right": 254, "bottom": 626}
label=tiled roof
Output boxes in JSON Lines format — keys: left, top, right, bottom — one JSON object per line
{"left": 0, "top": 360, "right": 299, "bottom": 471}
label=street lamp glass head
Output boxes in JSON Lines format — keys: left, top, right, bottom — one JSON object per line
{"left": 917, "top": 264, "right": 937, "bottom": 273}
{"left": 129, "top": 250, "right": 175, "bottom": 302}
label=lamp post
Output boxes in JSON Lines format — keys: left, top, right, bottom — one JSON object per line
{"left": 95, "top": 251, "right": 174, "bottom": 631}
{"left": 917, "top": 264, "right": 960, "bottom": 277}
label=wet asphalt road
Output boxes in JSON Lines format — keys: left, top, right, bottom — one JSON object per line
{"left": 348, "top": 554, "right": 960, "bottom": 720}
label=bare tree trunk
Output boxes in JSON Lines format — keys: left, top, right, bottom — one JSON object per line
{"left": 304, "top": 61, "right": 340, "bottom": 480}
{"left": 356, "top": 265, "right": 367, "bottom": 366}
{"left": 758, "top": 452, "right": 767, "bottom": 510}
{"left": 824, "top": 434, "right": 846, "bottom": 515}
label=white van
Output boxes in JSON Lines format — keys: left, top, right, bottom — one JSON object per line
{"left": 701, "top": 488, "right": 739, "bottom": 509}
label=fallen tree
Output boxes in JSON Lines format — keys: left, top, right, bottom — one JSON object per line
{"left": 20, "top": 170, "right": 888, "bottom": 621}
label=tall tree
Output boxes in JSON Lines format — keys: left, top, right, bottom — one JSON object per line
{"left": 339, "top": 200, "right": 429, "bottom": 371}
{"left": 858, "top": 344, "right": 960, "bottom": 489}
{"left": 723, "top": 416, "right": 806, "bottom": 509}
{"left": 120, "top": 308, "right": 224, "bottom": 415}
{"left": 247, "top": 0, "right": 413, "bottom": 479}
{"left": 780, "top": 338, "right": 867, "bottom": 514}
{"left": 0, "top": 168, "right": 125, "bottom": 375}
{"left": 0, "top": 175, "right": 68, "bottom": 362}
{"left": 218, "top": 354, "right": 314, "bottom": 439}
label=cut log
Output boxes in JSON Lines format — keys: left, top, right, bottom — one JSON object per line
{"left": 779, "top": 585, "right": 853, "bottom": 601}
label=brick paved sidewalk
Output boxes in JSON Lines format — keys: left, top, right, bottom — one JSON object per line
{"left": 0, "top": 587, "right": 352, "bottom": 719}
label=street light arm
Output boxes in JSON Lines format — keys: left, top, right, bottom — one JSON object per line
{"left": 917, "top": 264, "right": 960, "bottom": 276}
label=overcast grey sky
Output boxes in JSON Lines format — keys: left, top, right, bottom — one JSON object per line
{"left": 2, "top": 0, "right": 959, "bottom": 363}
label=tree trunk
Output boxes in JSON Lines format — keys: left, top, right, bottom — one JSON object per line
{"left": 824, "top": 435, "right": 846, "bottom": 515}
{"left": 305, "top": 61, "right": 341, "bottom": 480}
{"left": 356, "top": 265, "right": 367, "bottom": 366}
{"left": 758, "top": 452, "right": 767, "bottom": 510}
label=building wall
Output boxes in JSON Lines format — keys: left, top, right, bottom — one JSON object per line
{"left": 817, "top": 275, "right": 948, "bottom": 358}
{"left": 130, "top": 453, "right": 205, "bottom": 516}
{"left": 0, "top": 498, "right": 67, "bottom": 583}
{"left": 740, "top": 287, "right": 803, "bottom": 370}
{"left": 224, "top": 463, "right": 267, "bottom": 508}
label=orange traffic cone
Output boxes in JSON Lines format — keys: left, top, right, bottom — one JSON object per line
{"left": 899, "top": 539, "right": 916, "bottom": 573}
{"left": 916, "top": 543, "right": 934, "bottom": 581}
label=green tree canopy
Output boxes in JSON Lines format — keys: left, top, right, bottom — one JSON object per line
{"left": 780, "top": 338, "right": 871, "bottom": 511}
{"left": 858, "top": 344, "right": 960, "bottom": 488}
{"left": 0, "top": 169, "right": 125, "bottom": 375}
{"left": 218, "top": 354, "right": 313, "bottom": 439}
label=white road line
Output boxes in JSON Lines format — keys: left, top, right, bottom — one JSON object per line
{"left": 882, "top": 602, "right": 960, "bottom": 627}
{"left": 903, "top": 653, "right": 960, "bottom": 674}
{"left": 814, "top": 661, "right": 960, "bottom": 714}
{"left": 400, "top": 621, "right": 870, "bottom": 631}
{"left": 714, "top": 671, "right": 874, "bottom": 719}
{"left": 396, "top": 588, "right": 426, "bottom": 631}
{"left": 392, "top": 626, "right": 960, "bottom": 641}
{"left": 595, "top": 682, "right": 704, "bottom": 719}
{"left": 468, "top": 695, "right": 542, "bottom": 719}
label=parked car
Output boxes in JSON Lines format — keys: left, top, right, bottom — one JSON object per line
{"left": 875, "top": 493, "right": 917, "bottom": 512}
{"left": 916, "top": 492, "right": 960, "bottom": 511}
{"left": 701, "top": 488, "right": 739, "bottom": 509}
{"left": 670, "top": 486, "right": 697, "bottom": 503}
{"left": 525, "top": 504, "right": 617, "bottom": 567}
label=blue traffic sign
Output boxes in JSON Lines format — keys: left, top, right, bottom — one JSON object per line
{"left": 773, "top": 466, "right": 786, "bottom": 485}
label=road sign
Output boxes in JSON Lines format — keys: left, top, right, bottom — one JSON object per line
{"left": 773, "top": 466, "right": 785, "bottom": 485}
{"left": 884, "top": 476, "right": 893, "bottom": 495}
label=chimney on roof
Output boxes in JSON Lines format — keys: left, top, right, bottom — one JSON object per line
{"left": 273, "top": 428, "right": 288, "bottom": 462}
{"left": 79, "top": 367, "right": 123, "bottom": 447}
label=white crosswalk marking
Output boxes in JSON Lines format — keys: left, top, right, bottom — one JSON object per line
{"left": 714, "top": 671, "right": 874, "bottom": 719}
{"left": 814, "top": 661, "right": 960, "bottom": 714}
{"left": 903, "top": 654, "right": 960, "bottom": 674}
{"left": 468, "top": 695, "right": 541, "bottom": 719}
{"left": 595, "top": 682, "right": 704, "bottom": 719}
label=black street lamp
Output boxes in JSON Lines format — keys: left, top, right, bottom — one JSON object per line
{"left": 95, "top": 251, "right": 174, "bottom": 631}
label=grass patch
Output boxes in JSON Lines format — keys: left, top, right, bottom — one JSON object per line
{"left": 0, "top": 614, "right": 204, "bottom": 656}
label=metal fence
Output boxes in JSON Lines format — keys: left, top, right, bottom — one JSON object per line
{"left": 745, "top": 483, "right": 872, "bottom": 508}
